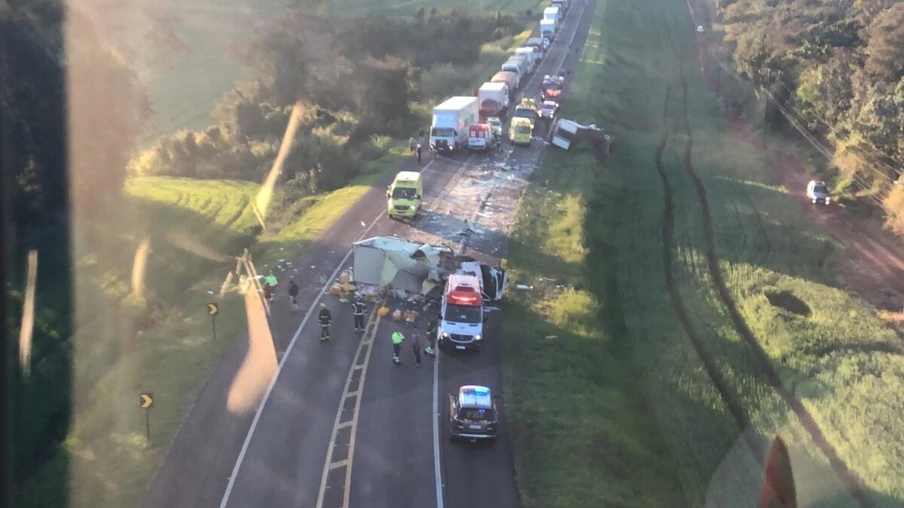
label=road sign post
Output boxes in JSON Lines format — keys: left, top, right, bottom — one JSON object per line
{"left": 140, "top": 392, "right": 154, "bottom": 442}
{"left": 208, "top": 303, "right": 219, "bottom": 341}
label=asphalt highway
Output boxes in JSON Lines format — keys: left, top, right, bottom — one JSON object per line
{"left": 145, "top": 2, "right": 596, "bottom": 507}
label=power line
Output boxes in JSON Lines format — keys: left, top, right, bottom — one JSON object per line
{"left": 767, "top": 74, "right": 904, "bottom": 178}
{"left": 705, "top": 50, "right": 896, "bottom": 207}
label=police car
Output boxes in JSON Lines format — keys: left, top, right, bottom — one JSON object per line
{"left": 448, "top": 385, "right": 498, "bottom": 443}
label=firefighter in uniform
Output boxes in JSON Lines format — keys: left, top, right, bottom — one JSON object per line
{"left": 424, "top": 319, "right": 437, "bottom": 357}
{"left": 318, "top": 302, "right": 332, "bottom": 341}
{"left": 391, "top": 330, "right": 405, "bottom": 364}
{"left": 352, "top": 296, "right": 366, "bottom": 332}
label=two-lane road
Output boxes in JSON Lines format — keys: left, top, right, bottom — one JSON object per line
{"left": 343, "top": 3, "right": 597, "bottom": 508}
{"left": 216, "top": 3, "right": 596, "bottom": 508}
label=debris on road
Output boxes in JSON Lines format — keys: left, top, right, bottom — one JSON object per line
{"left": 350, "top": 236, "right": 508, "bottom": 301}
{"left": 516, "top": 284, "right": 533, "bottom": 290}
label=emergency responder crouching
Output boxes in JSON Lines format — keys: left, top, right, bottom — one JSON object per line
{"left": 352, "top": 296, "right": 366, "bottom": 332}
{"left": 391, "top": 330, "right": 405, "bottom": 364}
{"left": 424, "top": 319, "right": 437, "bottom": 357}
{"left": 318, "top": 303, "right": 332, "bottom": 341}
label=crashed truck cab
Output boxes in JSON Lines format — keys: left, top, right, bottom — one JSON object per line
{"left": 438, "top": 274, "right": 486, "bottom": 351}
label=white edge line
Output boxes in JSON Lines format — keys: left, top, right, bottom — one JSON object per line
{"left": 432, "top": 343, "right": 444, "bottom": 508}
{"left": 220, "top": 155, "right": 443, "bottom": 506}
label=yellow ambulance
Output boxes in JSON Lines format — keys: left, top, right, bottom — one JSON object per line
{"left": 509, "top": 117, "right": 533, "bottom": 146}
{"left": 386, "top": 171, "right": 424, "bottom": 218}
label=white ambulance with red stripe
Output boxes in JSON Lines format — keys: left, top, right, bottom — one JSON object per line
{"left": 437, "top": 273, "right": 486, "bottom": 351}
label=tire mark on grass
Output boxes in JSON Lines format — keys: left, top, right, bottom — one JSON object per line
{"left": 670, "top": 43, "right": 873, "bottom": 506}
{"left": 655, "top": 85, "right": 764, "bottom": 461}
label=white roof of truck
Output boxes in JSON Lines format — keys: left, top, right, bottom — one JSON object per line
{"left": 541, "top": 19, "right": 555, "bottom": 25}
{"left": 544, "top": 6, "right": 559, "bottom": 12}
{"left": 479, "top": 82, "right": 507, "bottom": 92}
{"left": 435, "top": 96, "right": 477, "bottom": 111}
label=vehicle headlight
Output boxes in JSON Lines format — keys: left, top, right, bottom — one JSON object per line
{"left": 474, "top": 334, "right": 482, "bottom": 341}
{"left": 825, "top": 197, "right": 831, "bottom": 204}
{"left": 410, "top": 205, "right": 417, "bottom": 210}
{"left": 442, "top": 331, "right": 449, "bottom": 338}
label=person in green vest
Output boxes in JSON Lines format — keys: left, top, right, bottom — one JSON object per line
{"left": 264, "top": 271, "right": 278, "bottom": 302}
{"left": 391, "top": 330, "right": 405, "bottom": 365}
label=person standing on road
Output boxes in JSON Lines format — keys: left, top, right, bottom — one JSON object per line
{"left": 416, "top": 143, "right": 422, "bottom": 165}
{"left": 391, "top": 330, "right": 405, "bottom": 365}
{"left": 410, "top": 324, "right": 422, "bottom": 367}
{"left": 424, "top": 319, "right": 437, "bottom": 357}
{"left": 264, "top": 271, "right": 278, "bottom": 302}
{"left": 318, "top": 302, "right": 332, "bottom": 341}
{"left": 352, "top": 296, "right": 366, "bottom": 332}
{"left": 288, "top": 279, "right": 299, "bottom": 312}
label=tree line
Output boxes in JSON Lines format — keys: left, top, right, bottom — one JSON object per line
{"left": 129, "top": 7, "right": 521, "bottom": 197}
{"left": 713, "top": 0, "right": 904, "bottom": 232}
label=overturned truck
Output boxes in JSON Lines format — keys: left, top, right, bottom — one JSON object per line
{"left": 351, "top": 237, "right": 507, "bottom": 301}
{"left": 550, "top": 118, "right": 614, "bottom": 156}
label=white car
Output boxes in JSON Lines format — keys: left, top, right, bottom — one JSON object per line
{"left": 806, "top": 180, "right": 830, "bottom": 205}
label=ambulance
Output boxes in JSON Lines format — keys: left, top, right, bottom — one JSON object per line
{"left": 509, "top": 117, "right": 533, "bottom": 146}
{"left": 386, "top": 171, "right": 423, "bottom": 219}
{"left": 437, "top": 273, "right": 486, "bottom": 351}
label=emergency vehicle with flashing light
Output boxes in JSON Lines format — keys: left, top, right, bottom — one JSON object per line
{"left": 437, "top": 273, "right": 486, "bottom": 351}
{"left": 448, "top": 385, "right": 498, "bottom": 442}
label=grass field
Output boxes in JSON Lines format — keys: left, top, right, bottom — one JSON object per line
{"left": 502, "top": 0, "right": 904, "bottom": 505}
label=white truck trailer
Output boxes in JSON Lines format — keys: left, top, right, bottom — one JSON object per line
{"left": 477, "top": 82, "right": 510, "bottom": 118}
{"left": 543, "top": 6, "right": 561, "bottom": 26}
{"left": 540, "top": 19, "right": 556, "bottom": 40}
{"left": 515, "top": 47, "right": 540, "bottom": 70}
{"left": 430, "top": 96, "right": 479, "bottom": 154}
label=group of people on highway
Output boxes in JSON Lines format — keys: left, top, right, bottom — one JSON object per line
{"left": 391, "top": 320, "right": 436, "bottom": 366}
{"left": 262, "top": 272, "right": 437, "bottom": 363}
